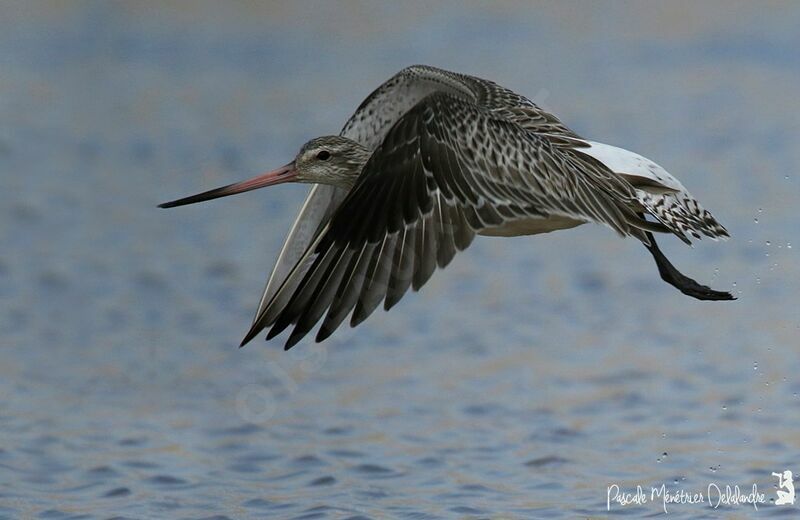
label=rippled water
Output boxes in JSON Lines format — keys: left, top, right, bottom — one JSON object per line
{"left": 2, "top": 1, "right": 799, "bottom": 518}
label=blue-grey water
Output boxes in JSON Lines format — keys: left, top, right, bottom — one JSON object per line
{"left": 1, "top": 1, "right": 799, "bottom": 518}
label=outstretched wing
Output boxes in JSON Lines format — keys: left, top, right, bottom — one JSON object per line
{"left": 251, "top": 66, "right": 474, "bottom": 327}
{"left": 245, "top": 92, "right": 652, "bottom": 349}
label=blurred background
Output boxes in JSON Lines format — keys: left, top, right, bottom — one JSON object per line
{"left": 1, "top": 1, "right": 798, "bottom": 518}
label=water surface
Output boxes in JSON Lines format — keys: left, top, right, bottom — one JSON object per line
{"left": 1, "top": 1, "right": 799, "bottom": 518}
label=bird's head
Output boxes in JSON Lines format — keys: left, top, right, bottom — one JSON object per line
{"left": 293, "top": 136, "right": 371, "bottom": 189}
{"left": 159, "top": 135, "right": 370, "bottom": 209}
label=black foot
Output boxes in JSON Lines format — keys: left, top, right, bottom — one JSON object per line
{"left": 644, "top": 232, "right": 735, "bottom": 301}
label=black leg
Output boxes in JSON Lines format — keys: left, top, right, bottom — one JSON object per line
{"left": 644, "top": 231, "right": 735, "bottom": 301}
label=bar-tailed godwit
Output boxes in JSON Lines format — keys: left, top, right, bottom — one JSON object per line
{"left": 160, "top": 65, "right": 733, "bottom": 350}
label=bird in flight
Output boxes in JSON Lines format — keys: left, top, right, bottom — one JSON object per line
{"left": 160, "top": 65, "right": 733, "bottom": 350}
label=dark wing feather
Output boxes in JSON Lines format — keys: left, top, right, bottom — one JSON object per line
{"left": 246, "top": 92, "right": 653, "bottom": 349}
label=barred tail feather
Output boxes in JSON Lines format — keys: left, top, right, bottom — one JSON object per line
{"left": 637, "top": 191, "right": 729, "bottom": 244}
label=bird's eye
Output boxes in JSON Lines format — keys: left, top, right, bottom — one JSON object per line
{"left": 316, "top": 150, "right": 331, "bottom": 161}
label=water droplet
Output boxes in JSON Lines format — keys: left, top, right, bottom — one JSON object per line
{"left": 753, "top": 362, "right": 758, "bottom": 371}
{"left": 722, "top": 405, "right": 727, "bottom": 410}
{"left": 766, "top": 240, "right": 771, "bottom": 246}
{"left": 753, "top": 218, "right": 759, "bottom": 224}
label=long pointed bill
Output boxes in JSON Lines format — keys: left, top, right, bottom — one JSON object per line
{"left": 158, "top": 162, "right": 297, "bottom": 208}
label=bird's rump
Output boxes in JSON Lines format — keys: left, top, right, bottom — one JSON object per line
{"left": 573, "top": 139, "right": 730, "bottom": 244}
